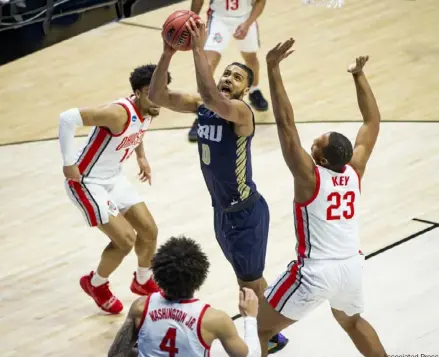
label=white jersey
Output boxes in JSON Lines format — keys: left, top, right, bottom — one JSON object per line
{"left": 294, "top": 164, "right": 361, "bottom": 260}
{"left": 138, "top": 292, "right": 211, "bottom": 357}
{"left": 209, "top": 0, "right": 253, "bottom": 18}
{"left": 75, "top": 96, "right": 152, "bottom": 183}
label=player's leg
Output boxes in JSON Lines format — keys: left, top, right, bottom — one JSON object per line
{"left": 223, "top": 196, "right": 289, "bottom": 354}
{"left": 65, "top": 180, "right": 136, "bottom": 314}
{"left": 331, "top": 310, "right": 386, "bottom": 357}
{"left": 237, "top": 21, "right": 268, "bottom": 111}
{"left": 188, "top": 14, "right": 231, "bottom": 142}
{"left": 329, "top": 255, "right": 386, "bottom": 356}
{"left": 109, "top": 176, "right": 160, "bottom": 295}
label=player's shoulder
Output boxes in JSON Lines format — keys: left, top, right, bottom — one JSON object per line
{"left": 202, "top": 306, "right": 233, "bottom": 331}
{"left": 128, "top": 296, "right": 149, "bottom": 325}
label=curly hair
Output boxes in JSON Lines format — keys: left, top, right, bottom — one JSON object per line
{"left": 322, "top": 132, "right": 354, "bottom": 172}
{"left": 151, "top": 236, "right": 210, "bottom": 300}
{"left": 129, "top": 64, "right": 172, "bottom": 92}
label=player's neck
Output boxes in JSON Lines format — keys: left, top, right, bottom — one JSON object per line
{"left": 132, "top": 97, "right": 147, "bottom": 117}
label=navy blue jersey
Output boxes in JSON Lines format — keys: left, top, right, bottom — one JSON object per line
{"left": 196, "top": 103, "right": 258, "bottom": 209}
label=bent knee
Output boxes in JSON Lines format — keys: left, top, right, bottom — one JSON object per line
{"left": 137, "top": 219, "right": 158, "bottom": 241}
{"left": 332, "top": 309, "right": 361, "bottom": 330}
{"left": 116, "top": 230, "right": 136, "bottom": 252}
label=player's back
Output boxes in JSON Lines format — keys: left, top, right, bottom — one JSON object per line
{"left": 138, "top": 292, "right": 211, "bottom": 357}
{"left": 196, "top": 103, "right": 258, "bottom": 210}
{"left": 209, "top": 0, "right": 253, "bottom": 17}
{"left": 294, "top": 164, "right": 361, "bottom": 260}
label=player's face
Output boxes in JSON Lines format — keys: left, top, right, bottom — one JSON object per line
{"left": 135, "top": 86, "right": 161, "bottom": 117}
{"left": 217, "top": 65, "right": 250, "bottom": 100}
{"left": 311, "top": 132, "right": 331, "bottom": 165}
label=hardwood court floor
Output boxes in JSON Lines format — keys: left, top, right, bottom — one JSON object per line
{"left": 0, "top": 0, "right": 438, "bottom": 145}
{"left": 0, "top": 0, "right": 438, "bottom": 356}
{"left": 1, "top": 123, "right": 439, "bottom": 357}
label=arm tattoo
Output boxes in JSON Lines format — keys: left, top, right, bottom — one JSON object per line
{"left": 108, "top": 317, "right": 138, "bottom": 357}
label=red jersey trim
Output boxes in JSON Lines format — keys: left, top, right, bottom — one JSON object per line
{"left": 346, "top": 164, "right": 361, "bottom": 192}
{"left": 294, "top": 165, "right": 321, "bottom": 207}
{"left": 111, "top": 102, "right": 132, "bottom": 137}
{"left": 127, "top": 97, "right": 145, "bottom": 123}
{"left": 137, "top": 294, "right": 152, "bottom": 332}
{"left": 197, "top": 304, "right": 211, "bottom": 350}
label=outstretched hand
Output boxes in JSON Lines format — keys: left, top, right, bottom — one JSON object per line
{"left": 347, "top": 56, "right": 369, "bottom": 75}
{"left": 186, "top": 17, "right": 206, "bottom": 50}
{"left": 266, "top": 38, "right": 295, "bottom": 68}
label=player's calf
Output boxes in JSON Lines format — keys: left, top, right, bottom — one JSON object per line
{"left": 331, "top": 309, "right": 386, "bottom": 357}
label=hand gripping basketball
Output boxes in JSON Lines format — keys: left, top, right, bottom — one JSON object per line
{"left": 162, "top": 10, "right": 201, "bottom": 51}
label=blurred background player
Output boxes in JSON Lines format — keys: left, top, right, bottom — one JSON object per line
{"left": 58, "top": 65, "right": 170, "bottom": 314}
{"left": 187, "top": 0, "right": 268, "bottom": 142}
{"left": 149, "top": 18, "right": 288, "bottom": 354}
{"left": 256, "top": 39, "right": 386, "bottom": 356}
{"left": 108, "top": 236, "right": 262, "bottom": 357}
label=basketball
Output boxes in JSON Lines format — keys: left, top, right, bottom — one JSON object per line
{"left": 162, "top": 10, "right": 201, "bottom": 51}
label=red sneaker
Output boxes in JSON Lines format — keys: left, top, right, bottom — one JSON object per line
{"left": 79, "top": 272, "right": 123, "bottom": 314}
{"left": 130, "top": 272, "right": 161, "bottom": 296}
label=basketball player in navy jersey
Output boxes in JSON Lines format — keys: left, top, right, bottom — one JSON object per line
{"left": 149, "top": 18, "right": 288, "bottom": 354}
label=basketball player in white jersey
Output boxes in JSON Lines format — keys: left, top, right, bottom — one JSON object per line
{"left": 108, "top": 236, "right": 261, "bottom": 357}
{"left": 255, "top": 39, "right": 387, "bottom": 357}
{"left": 187, "top": 0, "right": 268, "bottom": 142}
{"left": 58, "top": 65, "right": 171, "bottom": 315}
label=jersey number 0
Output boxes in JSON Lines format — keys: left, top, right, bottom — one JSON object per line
{"left": 226, "top": 0, "right": 239, "bottom": 10}
{"left": 160, "top": 328, "right": 179, "bottom": 356}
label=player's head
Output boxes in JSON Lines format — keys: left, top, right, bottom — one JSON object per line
{"left": 151, "top": 236, "right": 210, "bottom": 300}
{"left": 129, "top": 64, "right": 172, "bottom": 117}
{"left": 311, "top": 132, "right": 353, "bottom": 172}
{"left": 217, "top": 62, "right": 254, "bottom": 100}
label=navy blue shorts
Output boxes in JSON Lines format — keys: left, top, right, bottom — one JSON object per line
{"left": 213, "top": 195, "right": 270, "bottom": 282}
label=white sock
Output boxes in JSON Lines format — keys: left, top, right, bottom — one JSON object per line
{"left": 249, "top": 85, "right": 259, "bottom": 94}
{"left": 137, "top": 267, "right": 153, "bottom": 285}
{"left": 91, "top": 272, "right": 108, "bottom": 287}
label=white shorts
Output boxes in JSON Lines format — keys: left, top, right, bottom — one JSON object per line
{"left": 204, "top": 14, "right": 260, "bottom": 54}
{"left": 64, "top": 175, "right": 143, "bottom": 227}
{"left": 265, "top": 254, "right": 365, "bottom": 321}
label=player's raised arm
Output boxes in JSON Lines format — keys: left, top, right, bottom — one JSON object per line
{"left": 148, "top": 40, "right": 202, "bottom": 114}
{"left": 107, "top": 297, "right": 146, "bottom": 357}
{"left": 190, "top": 0, "right": 204, "bottom": 15}
{"left": 266, "top": 39, "right": 315, "bottom": 182}
{"left": 347, "top": 56, "right": 381, "bottom": 178}
{"left": 186, "top": 19, "right": 253, "bottom": 126}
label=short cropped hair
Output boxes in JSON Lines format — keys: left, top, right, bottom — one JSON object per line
{"left": 322, "top": 132, "right": 354, "bottom": 171}
{"left": 151, "top": 236, "right": 210, "bottom": 300}
{"left": 230, "top": 62, "right": 254, "bottom": 87}
{"left": 129, "top": 64, "right": 171, "bottom": 92}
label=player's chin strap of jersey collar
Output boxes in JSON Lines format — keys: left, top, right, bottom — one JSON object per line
{"left": 223, "top": 192, "right": 261, "bottom": 213}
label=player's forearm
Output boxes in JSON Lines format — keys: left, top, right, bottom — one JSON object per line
{"left": 243, "top": 317, "right": 261, "bottom": 357}
{"left": 193, "top": 48, "right": 221, "bottom": 104}
{"left": 149, "top": 53, "right": 173, "bottom": 106}
{"left": 134, "top": 141, "right": 146, "bottom": 159}
{"left": 353, "top": 72, "right": 381, "bottom": 124}
{"left": 244, "top": 0, "right": 266, "bottom": 26}
{"left": 58, "top": 108, "right": 83, "bottom": 166}
{"left": 267, "top": 65, "right": 296, "bottom": 129}
{"left": 108, "top": 319, "right": 138, "bottom": 357}
{"left": 190, "top": 0, "right": 204, "bottom": 14}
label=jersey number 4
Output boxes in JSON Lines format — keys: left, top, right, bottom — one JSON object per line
{"left": 326, "top": 191, "right": 355, "bottom": 220}
{"left": 160, "top": 328, "right": 179, "bottom": 356}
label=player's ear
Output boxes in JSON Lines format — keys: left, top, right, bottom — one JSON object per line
{"left": 134, "top": 89, "right": 142, "bottom": 99}
{"left": 242, "top": 86, "right": 250, "bottom": 97}
{"left": 320, "top": 157, "right": 329, "bottom": 166}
